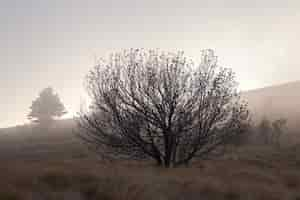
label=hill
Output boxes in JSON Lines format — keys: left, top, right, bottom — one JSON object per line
{"left": 0, "top": 80, "right": 300, "bottom": 159}
{"left": 0, "top": 120, "right": 300, "bottom": 200}
{"left": 0, "top": 82, "right": 300, "bottom": 199}
{"left": 242, "top": 80, "right": 300, "bottom": 132}
{"left": 0, "top": 119, "right": 91, "bottom": 161}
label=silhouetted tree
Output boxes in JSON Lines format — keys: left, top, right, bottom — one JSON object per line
{"left": 28, "top": 87, "right": 67, "bottom": 124}
{"left": 271, "top": 118, "right": 287, "bottom": 148}
{"left": 78, "top": 49, "right": 249, "bottom": 168}
{"left": 256, "top": 117, "right": 287, "bottom": 147}
{"left": 257, "top": 117, "right": 272, "bottom": 145}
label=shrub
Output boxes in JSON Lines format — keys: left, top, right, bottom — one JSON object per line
{"left": 38, "top": 171, "right": 72, "bottom": 191}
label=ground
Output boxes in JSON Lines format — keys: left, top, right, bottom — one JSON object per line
{"left": 0, "top": 122, "right": 300, "bottom": 200}
{"left": 0, "top": 145, "right": 300, "bottom": 200}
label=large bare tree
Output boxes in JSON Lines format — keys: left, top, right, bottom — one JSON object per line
{"left": 78, "top": 49, "right": 249, "bottom": 168}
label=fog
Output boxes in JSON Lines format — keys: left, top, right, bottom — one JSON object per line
{"left": 1, "top": 0, "right": 300, "bottom": 127}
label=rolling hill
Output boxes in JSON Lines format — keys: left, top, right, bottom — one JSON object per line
{"left": 242, "top": 80, "right": 300, "bottom": 132}
{"left": 0, "top": 82, "right": 300, "bottom": 200}
{"left": 0, "top": 80, "right": 299, "bottom": 160}
{"left": 0, "top": 119, "right": 91, "bottom": 160}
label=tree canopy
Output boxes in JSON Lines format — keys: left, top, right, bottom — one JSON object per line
{"left": 28, "top": 87, "right": 67, "bottom": 123}
{"left": 78, "top": 49, "right": 249, "bottom": 168}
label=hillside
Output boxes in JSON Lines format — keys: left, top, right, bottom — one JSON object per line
{"left": 0, "top": 119, "right": 300, "bottom": 200}
{"left": 0, "top": 80, "right": 300, "bottom": 160}
{"left": 242, "top": 80, "right": 300, "bottom": 132}
{"left": 0, "top": 83, "right": 300, "bottom": 199}
{"left": 0, "top": 119, "right": 91, "bottom": 161}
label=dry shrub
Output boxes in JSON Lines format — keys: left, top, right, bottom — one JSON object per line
{"left": 223, "top": 190, "right": 240, "bottom": 200}
{"left": 0, "top": 147, "right": 300, "bottom": 200}
{"left": 281, "top": 172, "right": 300, "bottom": 189}
{"left": 0, "top": 190, "right": 20, "bottom": 200}
{"left": 231, "top": 170, "right": 277, "bottom": 186}
{"left": 91, "top": 177, "right": 145, "bottom": 200}
{"left": 235, "top": 183, "right": 284, "bottom": 200}
{"left": 38, "top": 170, "right": 72, "bottom": 191}
{"left": 243, "top": 158, "right": 274, "bottom": 169}
{"left": 295, "top": 196, "right": 300, "bottom": 200}
{"left": 72, "top": 173, "right": 147, "bottom": 200}
{"left": 71, "top": 174, "right": 100, "bottom": 199}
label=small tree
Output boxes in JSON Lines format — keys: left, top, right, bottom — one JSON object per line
{"left": 78, "top": 49, "right": 249, "bottom": 168}
{"left": 256, "top": 117, "right": 287, "bottom": 147}
{"left": 28, "top": 87, "right": 67, "bottom": 124}
{"left": 257, "top": 118, "right": 272, "bottom": 145}
{"left": 271, "top": 118, "right": 287, "bottom": 148}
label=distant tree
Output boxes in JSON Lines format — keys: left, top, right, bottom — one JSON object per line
{"left": 256, "top": 117, "right": 287, "bottom": 147}
{"left": 78, "top": 49, "right": 249, "bottom": 168}
{"left": 257, "top": 118, "right": 272, "bottom": 145}
{"left": 271, "top": 118, "right": 287, "bottom": 148}
{"left": 28, "top": 87, "right": 67, "bottom": 124}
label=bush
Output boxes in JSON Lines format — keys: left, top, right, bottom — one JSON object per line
{"left": 38, "top": 171, "right": 72, "bottom": 191}
{"left": 0, "top": 191, "right": 19, "bottom": 200}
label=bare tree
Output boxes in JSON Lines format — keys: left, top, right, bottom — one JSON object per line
{"left": 77, "top": 49, "right": 249, "bottom": 168}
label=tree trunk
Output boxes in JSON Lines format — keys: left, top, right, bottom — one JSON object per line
{"left": 164, "top": 160, "right": 171, "bottom": 168}
{"left": 156, "top": 158, "right": 163, "bottom": 167}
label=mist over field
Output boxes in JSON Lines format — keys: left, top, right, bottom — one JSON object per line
{"left": 1, "top": 0, "right": 300, "bottom": 199}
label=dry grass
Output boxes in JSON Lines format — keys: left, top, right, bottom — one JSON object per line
{"left": 2, "top": 121, "right": 300, "bottom": 199}
{"left": 0, "top": 145, "right": 299, "bottom": 200}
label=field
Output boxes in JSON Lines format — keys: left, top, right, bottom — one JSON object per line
{"left": 0, "top": 121, "right": 300, "bottom": 200}
{"left": 1, "top": 146, "right": 300, "bottom": 200}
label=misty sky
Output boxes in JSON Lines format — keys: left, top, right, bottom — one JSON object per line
{"left": 1, "top": 0, "right": 300, "bottom": 128}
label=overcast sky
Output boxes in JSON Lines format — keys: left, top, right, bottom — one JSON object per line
{"left": 1, "top": 0, "right": 300, "bottom": 128}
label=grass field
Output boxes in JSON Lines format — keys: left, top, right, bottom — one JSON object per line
{"left": 0, "top": 145, "right": 300, "bottom": 200}
{"left": 1, "top": 121, "right": 300, "bottom": 200}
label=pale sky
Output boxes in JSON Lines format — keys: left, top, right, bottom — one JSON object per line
{"left": 1, "top": 0, "right": 300, "bottom": 128}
